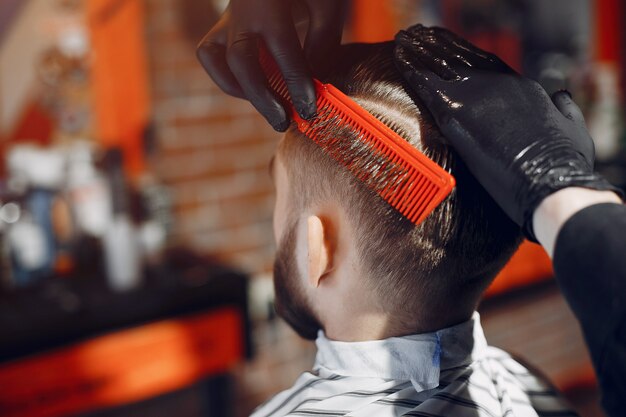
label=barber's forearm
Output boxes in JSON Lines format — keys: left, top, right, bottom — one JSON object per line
{"left": 532, "top": 187, "right": 622, "bottom": 257}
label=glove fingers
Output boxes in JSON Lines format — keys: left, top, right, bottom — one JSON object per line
{"left": 226, "top": 35, "right": 290, "bottom": 131}
{"left": 197, "top": 25, "right": 246, "bottom": 99}
{"left": 551, "top": 90, "right": 587, "bottom": 130}
{"left": 395, "top": 29, "right": 460, "bottom": 81}
{"left": 399, "top": 24, "right": 476, "bottom": 69}
{"left": 412, "top": 29, "right": 476, "bottom": 80}
{"left": 265, "top": 18, "right": 317, "bottom": 120}
{"left": 551, "top": 90, "right": 595, "bottom": 166}
{"left": 304, "top": 0, "right": 347, "bottom": 77}
{"left": 433, "top": 27, "right": 515, "bottom": 73}
{"left": 394, "top": 41, "right": 449, "bottom": 118}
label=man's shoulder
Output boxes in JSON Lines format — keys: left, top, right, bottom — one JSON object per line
{"left": 439, "top": 346, "right": 577, "bottom": 416}
{"left": 250, "top": 372, "right": 348, "bottom": 417}
{"left": 251, "top": 351, "right": 578, "bottom": 417}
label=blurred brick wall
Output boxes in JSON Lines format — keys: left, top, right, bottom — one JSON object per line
{"left": 144, "top": 0, "right": 279, "bottom": 274}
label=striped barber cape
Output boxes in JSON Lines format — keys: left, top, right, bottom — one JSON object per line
{"left": 251, "top": 313, "right": 578, "bottom": 417}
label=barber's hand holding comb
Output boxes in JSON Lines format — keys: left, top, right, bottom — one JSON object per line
{"left": 196, "top": 0, "right": 348, "bottom": 132}
{"left": 394, "top": 25, "right": 621, "bottom": 240}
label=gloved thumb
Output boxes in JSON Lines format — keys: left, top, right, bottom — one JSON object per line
{"left": 551, "top": 90, "right": 587, "bottom": 132}
{"left": 551, "top": 90, "right": 595, "bottom": 168}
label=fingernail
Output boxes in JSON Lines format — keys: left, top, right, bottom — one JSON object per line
{"left": 297, "top": 101, "right": 317, "bottom": 120}
{"left": 559, "top": 89, "right": 573, "bottom": 99}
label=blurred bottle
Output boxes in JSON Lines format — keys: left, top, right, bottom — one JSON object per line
{"left": 66, "top": 142, "right": 112, "bottom": 237}
{"left": 137, "top": 178, "right": 169, "bottom": 266}
{"left": 0, "top": 200, "right": 19, "bottom": 288}
{"left": 6, "top": 145, "right": 66, "bottom": 285}
{"left": 588, "top": 63, "right": 623, "bottom": 161}
{"left": 0, "top": 227, "right": 11, "bottom": 289}
{"left": 50, "top": 192, "right": 76, "bottom": 277}
{"left": 6, "top": 203, "right": 49, "bottom": 286}
{"left": 102, "top": 149, "right": 142, "bottom": 292}
{"left": 136, "top": 123, "right": 172, "bottom": 266}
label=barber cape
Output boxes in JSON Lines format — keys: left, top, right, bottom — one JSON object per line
{"left": 251, "top": 313, "right": 577, "bottom": 417}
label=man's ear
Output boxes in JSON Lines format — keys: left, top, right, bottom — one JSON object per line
{"left": 306, "top": 215, "right": 334, "bottom": 288}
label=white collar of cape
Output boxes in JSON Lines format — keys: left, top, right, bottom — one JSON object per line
{"left": 314, "top": 312, "right": 488, "bottom": 392}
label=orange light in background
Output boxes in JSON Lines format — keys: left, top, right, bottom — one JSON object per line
{"left": 86, "top": 0, "right": 150, "bottom": 178}
{"left": 485, "top": 241, "right": 553, "bottom": 298}
{"left": 351, "top": 0, "right": 396, "bottom": 43}
{"left": 0, "top": 308, "right": 243, "bottom": 417}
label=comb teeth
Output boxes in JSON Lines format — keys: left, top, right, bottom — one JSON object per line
{"left": 260, "top": 50, "right": 455, "bottom": 226}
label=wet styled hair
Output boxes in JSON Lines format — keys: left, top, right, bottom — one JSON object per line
{"left": 278, "top": 41, "right": 522, "bottom": 332}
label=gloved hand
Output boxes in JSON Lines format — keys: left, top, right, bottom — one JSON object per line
{"left": 394, "top": 24, "right": 622, "bottom": 240}
{"left": 196, "top": 0, "right": 348, "bottom": 132}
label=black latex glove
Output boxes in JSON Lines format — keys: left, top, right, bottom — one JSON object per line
{"left": 196, "top": 0, "right": 347, "bottom": 132}
{"left": 394, "top": 24, "right": 622, "bottom": 240}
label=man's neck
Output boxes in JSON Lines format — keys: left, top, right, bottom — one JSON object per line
{"left": 322, "top": 312, "right": 401, "bottom": 342}
{"left": 313, "top": 266, "right": 429, "bottom": 342}
{"left": 318, "top": 291, "right": 476, "bottom": 342}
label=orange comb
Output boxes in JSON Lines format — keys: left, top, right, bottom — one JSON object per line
{"left": 261, "top": 53, "right": 456, "bottom": 226}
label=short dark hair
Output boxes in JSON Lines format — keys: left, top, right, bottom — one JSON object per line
{"left": 278, "top": 41, "right": 522, "bottom": 333}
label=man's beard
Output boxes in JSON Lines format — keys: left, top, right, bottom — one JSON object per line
{"left": 273, "top": 223, "right": 322, "bottom": 340}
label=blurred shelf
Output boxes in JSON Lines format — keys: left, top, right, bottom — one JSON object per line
{"left": 0, "top": 249, "right": 251, "bottom": 417}
{"left": 0, "top": 250, "right": 251, "bottom": 362}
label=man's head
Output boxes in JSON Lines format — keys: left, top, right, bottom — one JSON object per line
{"left": 271, "top": 42, "right": 522, "bottom": 341}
